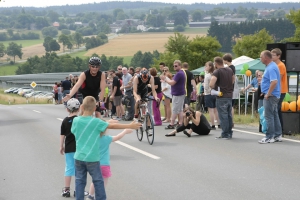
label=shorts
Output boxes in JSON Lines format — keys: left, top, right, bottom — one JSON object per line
{"left": 204, "top": 95, "right": 216, "bottom": 108}
{"left": 163, "top": 94, "right": 171, "bottom": 100}
{"left": 172, "top": 95, "right": 185, "bottom": 114}
{"left": 100, "top": 165, "right": 112, "bottom": 178}
{"left": 113, "top": 96, "right": 122, "bottom": 106}
{"left": 64, "top": 152, "right": 75, "bottom": 176}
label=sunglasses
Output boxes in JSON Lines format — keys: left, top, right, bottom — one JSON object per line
{"left": 173, "top": 65, "right": 178, "bottom": 68}
{"left": 118, "top": 68, "right": 122, "bottom": 70}
{"left": 91, "top": 65, "right": 100, "bottom": 68}
{"left": 163, "top": 70, "right": 168, "bottom": 72}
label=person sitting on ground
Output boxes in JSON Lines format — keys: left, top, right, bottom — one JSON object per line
{"left": 165, "top": 107, "right": 211, "bottom": 137}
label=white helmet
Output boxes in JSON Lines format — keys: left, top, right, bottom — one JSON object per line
{"left": 67, "top": 98, "right": 80, "bottom": 112}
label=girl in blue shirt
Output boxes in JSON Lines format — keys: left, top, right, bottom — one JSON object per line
{"left": 86, "top": 129, "right": 133, "bottom": 200}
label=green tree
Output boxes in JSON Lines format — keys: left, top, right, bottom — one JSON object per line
{"left": 284, "top": 9, "right": 300, "bottom": 42}
{"left": 61, "top": 29, "right": 71, "bottom": 35}
{"left": 0, "top": 43, "right": 5, "bottom": 58}
{"left": 192, "top": 10, "right": 203, "bottom": 22}
{"left": 188, "top": 36, "right": 222, "bottom": 69}
{"left": 47, "top": 10, "right": 60, "bottom": 22}
{"left": 42, "top": 26, "right": 59, "bottom": 38}
{"left": 130, "top": 50, "right": 143, "bottom": 67}
{"left": 72, "top": 32, "right": 83, "bottom": 49}
{"left": 35, "top": 17, "right": 50, "bottom": 29}
{"left": 100, "top": 54, "right": 110, "bottom": 71}
{"left": 58, "top": 34, "right": 70, "bottom": 52}
{"left": 43, "top": 37, "right": 60, "bottom": 53}
{"left": 164, "top": 32, "right": 190, "bottom": 63}
{"left": 233, "top": 29, "right": 274, "bottom": 58}
{"left": 6, "top": 42, "right": 23, "bottom": 63}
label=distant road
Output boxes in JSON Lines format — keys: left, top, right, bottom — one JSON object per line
{"left": 1, "top": 104, "right": 300, "bottom": 200}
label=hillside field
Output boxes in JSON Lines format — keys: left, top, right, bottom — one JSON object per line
{"left": 85, "top": 32, "right": 207, "bottom": 57}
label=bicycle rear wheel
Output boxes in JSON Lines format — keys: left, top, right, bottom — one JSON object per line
{"left": 145, "top": 113, "right": 154, "bottom": 145}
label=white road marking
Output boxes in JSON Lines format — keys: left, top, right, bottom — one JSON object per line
{"left": 233, "top": 128, "right": 300, "bottom": 143}
{"left": 33, "top": 110, "right": 41, "bottom": 113}
{"left": 115, "top": 141, "right": 161, "bottom": 160}
{"left": 55, "top": 118, "right": 161, "bottom": 159}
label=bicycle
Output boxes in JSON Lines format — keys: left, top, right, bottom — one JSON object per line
{"left": 135, "top": 96, "right": 156, "bottom": 145}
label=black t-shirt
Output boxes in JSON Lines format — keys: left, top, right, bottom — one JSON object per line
{"left": 80, "top": 70, "right": 102, "bottom": 101}
{"left": 60, "top": 116, "right": 77, "bottom": 153}
{"left": 184, "top": 70, "right": 194, "bottom": 95}
{"left": 62, "top": 80, "right": 72, "bottom": 90}
{"left": 212, "top": 67, "right": 233, "bottom": 98}
{"left": 257, "top": 85, "right": 264, "bottom": 100}
{"left": 154, "top": 76, "right": 162, "bottom": 93}
{"left": 113, "top": 76, "right": 122, "bottom": 96}
{"left": 228, "top": 65, "right": 236, "bottom": 75}
{"left": 193, "top": 114, "right": 211, "bottom": 135}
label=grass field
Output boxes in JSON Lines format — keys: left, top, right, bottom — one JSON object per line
{"left": 0, "top": 90, "right": 51, "bottom": 105}
{"left": 0, "top": 64, "right": 19, "bottom": 76}
{"left": 1, "top": 39, "right": 44, "bottom": 48}
{"left": 184, "top": 27, "right": 209, "bottom": 34}
{"left": 123, "top": 56, "right": 133, "bottom": 65}
{"left": 85, "top": 32, "right": 206, "bottom": 57}
{"left": 68, "top": 50, "right": 89, "bottom": 58}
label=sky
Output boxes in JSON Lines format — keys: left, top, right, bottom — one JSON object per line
{"left": 0, "top": 0, "right": 299, "bottom": 8}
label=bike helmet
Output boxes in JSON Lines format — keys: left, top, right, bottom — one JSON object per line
{"left": 67, "top": 98, "right": 80, "bottom": 112}
{"left": 140, "top": 69, "right": 149, "bottom": 81}
{"left": 89, "top": 57, "right": 102, "bottom": 66}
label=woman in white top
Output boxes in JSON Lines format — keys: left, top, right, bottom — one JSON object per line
{"left": 204, "top": 61, "right": 220, "bottom": 130}
{"left": 161, "top": 67, "right": 172, "bottom": 123}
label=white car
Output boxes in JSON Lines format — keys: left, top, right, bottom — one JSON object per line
{"left": 25, "top": 91, "right": 43, "bottom": 98}
{"left": 16, "top": 87, "right": 31, "bottom": 95}
{"left": 4, "top": 87, "right": 18, "bottom": 93}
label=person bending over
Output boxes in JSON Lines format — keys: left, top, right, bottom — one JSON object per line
{"left": 165, "top": 107, "right": 211, "bottom": 137}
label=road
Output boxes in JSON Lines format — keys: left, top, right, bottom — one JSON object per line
{"left": 1, "top": 104, "right": 300, "bottom": 200}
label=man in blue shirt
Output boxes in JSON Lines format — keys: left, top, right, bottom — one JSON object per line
{"left": 259, "top": 50, "right": 281, "bottom": 144}
{"left": 62, "top": 77, "right": 72, "bottom": 106}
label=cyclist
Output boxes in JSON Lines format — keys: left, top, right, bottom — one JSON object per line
{"left": 133, "top": 68, "right": 159, "bottom": 119}
{"left": 62, "top": 57, "right": 106, "bottom": 118}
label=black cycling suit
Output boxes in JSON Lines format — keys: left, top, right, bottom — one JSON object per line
{"left": 137, "top": 74, "right": 151, "bottom": 99}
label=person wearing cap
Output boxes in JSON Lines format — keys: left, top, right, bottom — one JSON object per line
{"left": 63, "top": 57, "right": 106, "bottom": 118}
{"left": 133, "top": 68, "right": 159, "bottom": 119}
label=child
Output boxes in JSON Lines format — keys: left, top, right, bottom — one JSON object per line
{"left": 86, "top": 129, "right": 133, "bottom": 200}
{"left": 71, "top": 96, "right": 141, "bottom": 200}
{"left": 60, "top": 98, "right": 82, "bottom": 197}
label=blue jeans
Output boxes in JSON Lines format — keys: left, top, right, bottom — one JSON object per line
{"left": 277, "top": 93, "right": 285, "bottom": 132}
{"left": 216, "top": 98, "right": 233, "bottom": 138}
{"left": 75, "top": 160, "right": 106, "bottom": 200}
{"left": 263, "top": 96, "right": 282, "bottom": 139}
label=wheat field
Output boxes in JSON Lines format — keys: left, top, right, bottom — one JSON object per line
{"left": 85, "top": 32, "right": 206, "bottom": 57}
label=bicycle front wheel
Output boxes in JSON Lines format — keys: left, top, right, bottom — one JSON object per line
{"left": 136, "top": 127, "right": 143, "bottom": 141}
{"left": 145, "top": 113, "right": 154, "bottom": 145}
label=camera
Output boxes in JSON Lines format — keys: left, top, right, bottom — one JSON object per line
{"left": 186, "top": 112, "right": 191, "bottom": 117}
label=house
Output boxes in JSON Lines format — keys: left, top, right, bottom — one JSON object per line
{"left": 137, "top": 25, "right": 147, "bottom": 32}
{"left": 53, "top": 22, "right": 60, "bottom": 28}
{"left": 189, "top": 22, "right": 211, "bottom": 28}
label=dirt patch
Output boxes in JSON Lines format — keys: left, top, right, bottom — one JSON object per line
{"left": 85, "top": 33, "right": 205, "bottom": 57}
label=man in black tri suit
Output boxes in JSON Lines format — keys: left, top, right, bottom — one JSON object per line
{"left": 63, "top": 57, "right": 106, "bottom": 118}
{"left": 133, "top": 68, "right": 159, "bottom": 119}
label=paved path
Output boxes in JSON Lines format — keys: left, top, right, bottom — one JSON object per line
{"left": 1, "top": 104, "right": 300, "bottom": 200}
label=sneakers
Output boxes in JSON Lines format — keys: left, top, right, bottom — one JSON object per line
{"left": 258, "top": 138, "right": 275, "bottom": 144}
{"left": 73, "top": 191, "right": 89, "bottom": 197}
{"left": 61, "top": 188, "right": 70, "bottom": 197}
{"left": 86, "top": 195, "right": 95, "bottom": 200}
{"left": 274, "top": 136, "right": 283, "bottom": 142}
{"left": 211, "top": 125, "right": 216, "bottom": 130}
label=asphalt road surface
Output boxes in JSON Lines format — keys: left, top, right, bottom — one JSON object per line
{"left": 1, "top": 104, "right": 300, "bottom": 200}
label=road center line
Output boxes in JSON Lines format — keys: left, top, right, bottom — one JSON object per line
{"left": 115, "top": 141, "right": 161, "bottom": 160}
{"left": 56, "top": 118, "right": 160, "bottom": 159}
{"left": 33, "top": 110, "right": 41, "bottom": 113}
{"left": 233, "top": 128, "right": 300, "bottom": 143}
